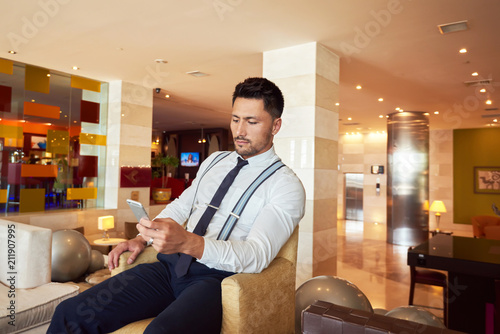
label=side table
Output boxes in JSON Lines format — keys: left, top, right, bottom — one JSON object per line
{"left": 93, "top": 238, "right": 127, "bottom": 252}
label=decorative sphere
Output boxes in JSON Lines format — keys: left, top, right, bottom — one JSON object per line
{"left": 51, "top": 230, "right": 91, "bottom": 282}
{"left": 385, "top": 306, "right": 445, "bottom": 328}
{"left": 87, "top": 249, "right": 105, "bottom": 273}
{"left": 295, "top": 276, "right": 373, "bottom": 333}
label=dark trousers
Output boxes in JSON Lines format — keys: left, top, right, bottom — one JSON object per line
{"left": 47, "top": 254, "right": 235, "bottom": 334}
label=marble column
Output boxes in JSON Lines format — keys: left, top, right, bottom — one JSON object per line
{"left": 263, "top": 42, "right": 339, "bottom": 286}
{"left": 107, "top": 81, "right": 153, "bottom": 230}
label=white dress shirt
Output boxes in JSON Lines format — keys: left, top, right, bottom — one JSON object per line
{"left": 155, "top": 146, "right": 305, "bottom": 274}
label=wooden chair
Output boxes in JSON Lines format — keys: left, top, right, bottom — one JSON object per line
{"left": 408, "top": 248, "right": 448, "bottom": 326}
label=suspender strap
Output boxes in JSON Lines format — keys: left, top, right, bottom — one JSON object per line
{"left": 217, "top": 160, "right": 285, "bottom": 241}
{"left": 188, "top": 151, "right": 231, "bottom": 217}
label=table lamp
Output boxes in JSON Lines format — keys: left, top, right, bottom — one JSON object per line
{"left": 98, "top": 215, "right": 114, "bottom": 240}
{"left": 430, "top": 200, "right": 446, "bottom": 232}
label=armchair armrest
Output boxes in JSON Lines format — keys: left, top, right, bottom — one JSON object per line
{"left": 221, "top": 256, "right": 296, "bottom": 334}
{"left": 111, "top": 246, "right": 159, "bottom": 276}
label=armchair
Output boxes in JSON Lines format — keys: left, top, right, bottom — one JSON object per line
{"left": 471, "top": 215, "right": 500, "bottom": 238}
{"left": 111, "top": 227, "right": 299, "bottom": 334}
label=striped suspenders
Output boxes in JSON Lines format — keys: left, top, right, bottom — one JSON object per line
{"left": 191, "top": 152, "right": 285, "bottom": 240}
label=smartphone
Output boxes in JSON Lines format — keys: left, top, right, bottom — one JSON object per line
{"left": 126, "top": 199, "right": 150, "bottom": 222}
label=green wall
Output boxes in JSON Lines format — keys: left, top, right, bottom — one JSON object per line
{"left": 454, "top": 128, "right": 500, "bottom": 224}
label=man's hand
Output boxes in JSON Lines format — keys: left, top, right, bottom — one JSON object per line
{"left": 107, "top": 237, "right": 146, "bottom": 271}
{"left": 136, "top": 218, "right": 204, "bottom": 260}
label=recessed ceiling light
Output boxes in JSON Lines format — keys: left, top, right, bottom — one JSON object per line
{"left": 8, "top": 50, "right": 16, "bottom": 54}
{"left": 155, "top": 59, "right": 168, "bottom": 64}
{"left": 47, "top": 74, "right": 51, "bottom": 77}
{"left": 395, "top": 107, "right": 401, "bottom": 111}
{"left": 459, "top": 48, "right": 467, "bottom": 54}
{"left": 347, "top": 117, "right": 352, "bottom": 121}
{"left": 187, "top": 70, "right": 208, "bottom": 77}
{"left": 386, "top": 115, "right": 389, "bottom": 118}
{"left": 379, "top": 115, "right": 384, "bottom": 118}
{"left": 472, "top": 72, "right": 478, "bottom": 76}
{"left": 31, "top": 99, "right": 35, "bottom": 102}
{"left": 486, "top": 100, "right": 492, "bottom": 105}
{"left": 399, "top": 109, "right": 404, "bottom": 112}
{"left": 494, "top": 119, "right": 498, "bottom": 123}
{"left": 378, "top": 98, "right": 383, "bottom": 102}
{"left": 356, "top": 85, "right": 362, "bottom": 90}
{"left": 165, "top": 94, "right": 170, "bottom": 98}
{"left": 424, "top": 112, "right": 430, "bottom": 116}
{"left": 72, "top": 66, "right": 79, "bottom": 70}
{"left": 335, "top": 102, "right": 340, "bottom": 106}
{"left": 434, "top": 111, "right": 439, "bottom": 115}
{"left": 480, "top": 88, "right": 486, "bottom": 93}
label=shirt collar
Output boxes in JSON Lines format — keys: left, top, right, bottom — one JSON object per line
{"left": 233, "top": 146, "right": 277, "bottom": 166}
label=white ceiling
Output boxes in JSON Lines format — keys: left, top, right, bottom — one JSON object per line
{"left": 2, "top": 0, "right": 500, "bottom": 133}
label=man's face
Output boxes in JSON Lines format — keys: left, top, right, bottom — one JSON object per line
{"left": 231, "top": 98, "right": 281, "bottom": 159}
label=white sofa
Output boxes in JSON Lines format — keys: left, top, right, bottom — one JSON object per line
{"left": 0, "top": 220, "right": 79, "bottom": 333}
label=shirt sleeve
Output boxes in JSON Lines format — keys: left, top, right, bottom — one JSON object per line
{"left": 198, "top": 168, "right": 305, "bottom": 273}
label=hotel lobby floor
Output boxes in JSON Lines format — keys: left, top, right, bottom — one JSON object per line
{"left": 334, "top": 220, "right": 448, "bottom": 321}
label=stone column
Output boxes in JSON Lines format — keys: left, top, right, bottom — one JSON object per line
{"left": 107, "top": 81, "right": 153, "bottom": 230}
{"left": 263, "top": 42, "right": 339, "bottom": 286}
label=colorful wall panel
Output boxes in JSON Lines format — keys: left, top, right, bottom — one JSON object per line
{"left": 71, "top": 76, "right": 101, "bottom": 93}
{"left": 21, "top": 164, "right": 58, "bottom": 177}
{"left": 19, "top": 189, "right": 45, "bottom": 213}
{"left": 78, "top": 156, "right": 98, "bottom": 177}
{"left": 0, "top": 85, "right": 12, "bottom": 112}
{"left": 81, "top": 100, "right": 100, "bottom": 123}
{"left": 25, "top": 65, "right": 50, "bottom": 94}
{"left": 24, "top": 101, "right": 60, "bottom": 119}
{"left": 67, "top": 187, "right": 97, "bottom": 200}
{"left": 80, "top": 133, "right": 106, "bottom": 146}
{"left": 47, "top": 130, "right": 70, "bottom": 155}
{"left": 0, "top": 59, "right": 13, "bottom": 75}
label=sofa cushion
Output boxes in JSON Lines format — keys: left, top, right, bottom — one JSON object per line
{"left": 0, "top": 282, "right": 79, "bottom": 333}
{"left": 0, "top": 220, "right": 52, "bottom": 289}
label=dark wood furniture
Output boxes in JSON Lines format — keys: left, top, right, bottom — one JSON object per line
{"left": 408, "top": 234, "right": 500, "bottom": 333}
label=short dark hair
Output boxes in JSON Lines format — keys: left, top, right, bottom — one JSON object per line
{"left": 232, "top": 77, "right": 284, "bottom": 119}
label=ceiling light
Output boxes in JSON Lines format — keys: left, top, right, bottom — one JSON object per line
{"left": 8, "top": 50, "right": 16, "bottom": 54}
{"left": 356, "top": 85, "right": 362, "bottom": 90}
{"left": 47, "top": 74, "right": 51, "bottom": 77}
{"left": 379, "top": 115, "right": 384, "bottom": 118}
{"left": 437, "top": 20, "right": 468, "bottom": 34}
{"left": 494, "top": 119, "right": 498, "bottom": 123}
{"left": 472, "top": 72, "right": 478, "bottom": 76}
{"left": 434, "top": 111, "right": 439, "bottom": 115}
{"left": 399, "top": 109, "right": 404, "bottom": 112}
{"left": 378, "top": 98, "right": 383, "bottom": 102}
{"left": 459, "top": 48, "right": 467, "bottom": 54}
{"left": 155, "top": 59, "right": 168, "bottom": 64}
{"left": 165, "top": 94, "right": 170, "bottom": 98}
{"left": 335, "top": 102, "right": 340, "bottom": 106}
{"left": 480, "top": 88, "right": 486, "bottom": 93}
{"left": 187, "top": 70, "right": 208, "bottom": 77}
{"left": 395, "top": 107, "right": 401, "bottom": 111}
{"left": 486, "top": 100, "right": 492, "bottom": 105}
{"left": 347, "top": 117, "right": 352, "bottom": 121}
{"left": 72, "top": 66, "right": 79, "bottom": 70}
{"left": 386, "top": 115, "right": 389, "bottom": 118}
{"left": 424, "top": 113, "right": 430, "bottom": 116}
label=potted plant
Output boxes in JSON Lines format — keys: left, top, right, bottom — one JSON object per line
{"left": 151, "top": 153, "right": 179, "bottom": 204}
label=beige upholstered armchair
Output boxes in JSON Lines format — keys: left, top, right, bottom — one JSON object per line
{"left": 111, "top": 227, "right": 299, "bottom": 334}
{"left": 471, "top": 215, "right": 500, "bottom": 238}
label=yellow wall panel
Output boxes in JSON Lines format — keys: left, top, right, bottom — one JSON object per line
{"left": 47, "top": 129, "right": 70, "bottom": 154}
{"left": 0, "top": 59, "right": 13, "bottom": 75}
{"left": 71, "top": 76, "right": 101, "bottom": 92}
{"left": 24, "top": 101, "right": 60, "bottom": 119}
{"left": 21, "top": 164, "right": 58, "bottom": 177}
{"left": 67, "top": 187, "right": 97, "bottom": 200}
{"left": 0, "top": 124, "right": 23, "bottom": 139}
{"left": 80, "top": 133, "right": 106, "bottom": 146}
{"left": 19, "top": 188, "right": 45, "bottom": 213}
{"left": 4, "top": 138, "right": 23, "bottom": 147}
{"left": 0, "top": 189, "right": 7, "bottom": 203}
{"left": 25, "top": 65, "right": 50, "bottom": 94}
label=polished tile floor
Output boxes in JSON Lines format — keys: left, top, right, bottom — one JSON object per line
{"left": 335, "top": 220, "right": 447, "bottom": 321}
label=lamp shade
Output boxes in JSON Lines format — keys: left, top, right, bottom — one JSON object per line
{"left": 429, "top": 201, "right": 447, "bottom": 213}
{"left": 98, "top": 216, "right": 114, "bottom": 230}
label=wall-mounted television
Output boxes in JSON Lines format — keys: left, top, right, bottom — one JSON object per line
{"left": 180, "top": 152, "right": 200, "bottom": 167}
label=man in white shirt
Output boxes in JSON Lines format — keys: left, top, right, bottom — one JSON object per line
{"left": 48, "top": 77, "right": 305, "bottom": 334}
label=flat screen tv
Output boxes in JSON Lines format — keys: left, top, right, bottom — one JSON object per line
{"left": 180, "top": 152, "right": 200, "bottom": 167}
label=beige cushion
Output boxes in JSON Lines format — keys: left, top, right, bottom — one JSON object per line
{"left": 0, "top": 282, "right": 79, "bottom": 333}
{"left": 0, "top": 220, "right": 52, "bottom": 289}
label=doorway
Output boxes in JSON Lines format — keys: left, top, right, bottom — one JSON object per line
{"left": 345, "top": 173, "right": 364, "bottom": 221}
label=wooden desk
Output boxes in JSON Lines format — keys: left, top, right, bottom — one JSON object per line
{"left": 408, "top": 235, "right": 500, "bottom": 333}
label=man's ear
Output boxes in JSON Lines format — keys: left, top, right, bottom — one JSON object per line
{"left": 272, "top": 118, "right": 282, "bottom": 136}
